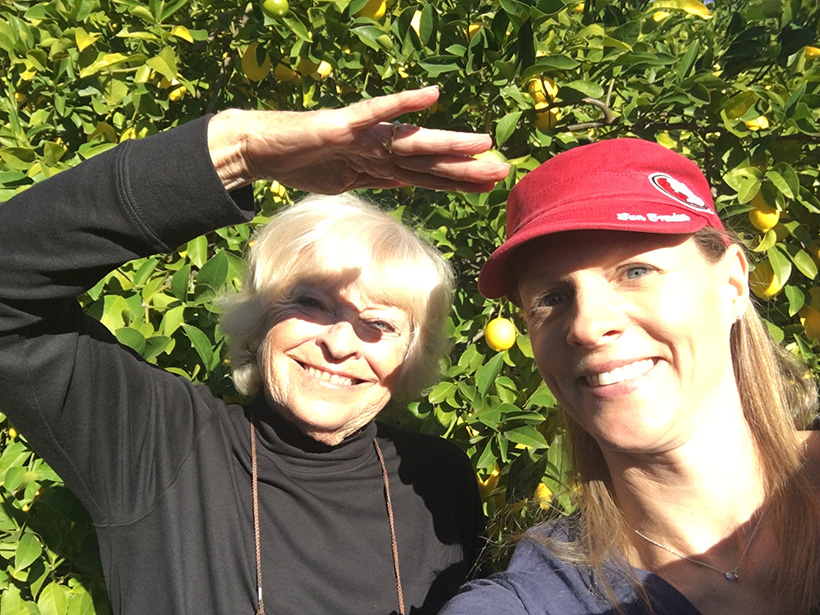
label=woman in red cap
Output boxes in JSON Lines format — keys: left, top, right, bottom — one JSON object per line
{"left": 441, "top": 138, "right": 820, "bottom": 615}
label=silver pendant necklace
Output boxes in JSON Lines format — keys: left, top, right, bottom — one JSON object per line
{"left": 632, "top": 508, "right": 767, "bottom": 582}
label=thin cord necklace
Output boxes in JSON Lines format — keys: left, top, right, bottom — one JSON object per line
{"left": 632, "top": 508, "right": 767, "bottom": 582}
{"left": 250, "top": 421, "right": 405, "bottom": 614}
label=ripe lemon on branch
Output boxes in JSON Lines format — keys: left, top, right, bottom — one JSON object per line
{"left": 749, "top": 258, "right": 784, "bottom": 300}
{"left": 355, "top": 0, "right": 386, "bottom": 20}
{"left": 485, "top": 317, "right": 516, "bottom": 351}
{"left": 241, "top": 43, "right": 271, "bottom": 82}
{"left": 748, "top": 190, "right": 779, "bottom": 232}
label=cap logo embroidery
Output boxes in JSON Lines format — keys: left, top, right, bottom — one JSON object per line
{"left": 648, "top": 172, "right": 710, "bottom": 213}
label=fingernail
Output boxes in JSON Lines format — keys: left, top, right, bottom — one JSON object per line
{"left": 423, "top": 85, "right": 440, "bottom": 92}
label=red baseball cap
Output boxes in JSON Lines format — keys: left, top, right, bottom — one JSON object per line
{"left": 478, "top": 138, "right": 725, "bottom": 299}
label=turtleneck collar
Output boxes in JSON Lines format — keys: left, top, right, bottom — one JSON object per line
{"left": 247, "top": 395, "right": 378, "bottom": 475}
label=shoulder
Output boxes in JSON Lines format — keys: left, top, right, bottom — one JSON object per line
{"left": 440, "top": 520, "right": 597, "bottom": 615}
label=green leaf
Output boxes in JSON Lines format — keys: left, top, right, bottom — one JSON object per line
{"left": 476, "top": 353, "right": 504, "bottom": 398}
{"left": 186, "top": 236, "right": 208, "bottom": 269}
{"left": 785, "top": 285, "right": 804, "bottom": 317}
{"left": 768, "top": 245, "right": 792, "bottom": 286}
{"left": 428, "top": 381, "right": 457, "bottom": 405}
{"left": 525, "top": 386, "right": 555, "bottom": 409}
{"left": 171, "top": 265, "right": 192, "bottom": 299}
{"left": 38, "top": 582, "right": 68, "bottom": 615}
{"left": 14, "top": 533, "right": 42, "bottom": 572}
{"left": 766, "top": 163, "right": 799, "bottom": 200}
{"left": 115, "top": 327, "right": 146, "bottom": 355}
{"left": 503, "top": 425, "right": 548, "bottom": 449}
{"left": 146, "top": 46, "right": 177, "bottom": 81}
{"left": 0, "top": 584, "right": 26, "bottom": 615}
{"left": 197, "top": 251, "right": 229, "bottom": 291}
{"left": 495, "top": 111, "right": 521, "bottom": 148}
{"left": 133, "top": 257, "right": 159, "bottom": 286}
{"left": 182, "top": 324, "right": 215, "bottom": 369}
{"left": 721, "top": 91, "right": 758, "bottom": 120}
{"left": 282, "top": 13, "right": 312, "bottom": 42}
{"left": 790, "top": 248, "right": 817, "bottom": 280}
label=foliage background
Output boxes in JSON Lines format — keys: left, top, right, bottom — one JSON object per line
{"left": 0, "top": 0, "right": 818, "bottom": 611}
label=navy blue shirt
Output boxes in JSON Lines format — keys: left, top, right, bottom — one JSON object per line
{"left": 441, "top": 518, "right": 701, "bottom": 615}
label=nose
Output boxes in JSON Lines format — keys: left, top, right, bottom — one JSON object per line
{"left": 566, "top": 282, "right": 624, "bottom": 348}
{"left": 319, "top": 318, "right": 362, "bottom": 361}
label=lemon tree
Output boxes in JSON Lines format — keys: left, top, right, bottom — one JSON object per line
{"left": 0, "top": 0, "right": 819, "bottom": 608}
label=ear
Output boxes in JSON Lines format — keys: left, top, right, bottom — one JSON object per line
{"left": 721, "top": 243, "right": 749, "bottom": 322}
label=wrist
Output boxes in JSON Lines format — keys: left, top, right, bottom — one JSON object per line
{"left": 208, "top": 109, "right": 255, "bottom": 191}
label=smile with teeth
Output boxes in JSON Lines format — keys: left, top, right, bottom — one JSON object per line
{"left": 587, "top": 359, "right": 655, "bottom": 387}
{"left": 302, "top": 364, "right": 362, "bottom": 386}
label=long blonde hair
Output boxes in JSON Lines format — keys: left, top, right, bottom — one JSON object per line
{"left": 542, "top": 228, "right": 820, "bottom": 613}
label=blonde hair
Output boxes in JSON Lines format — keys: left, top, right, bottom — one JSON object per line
{"left": 220, "top": 193, "right": 454, "bottom": 403}
{"left": 535, "top": 228, "right": 820, "bottom": 613}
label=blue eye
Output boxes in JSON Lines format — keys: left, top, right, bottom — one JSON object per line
{"left": 626, "top": 266, "right": 650, "bottom": 279}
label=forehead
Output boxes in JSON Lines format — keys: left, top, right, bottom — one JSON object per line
{"left": 513, "top": 230, "right": 696, "bottom": 288}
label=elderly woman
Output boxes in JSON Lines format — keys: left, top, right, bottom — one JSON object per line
{"left": 0, "top": 88, "right": 510, "bottom": 614}
{"left": 441, "top": 138, "right": 820, "bottom": 615}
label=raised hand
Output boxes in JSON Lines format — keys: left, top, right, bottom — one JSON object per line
{"left": 208, "top": 86, "right": 510, "bottom": 194}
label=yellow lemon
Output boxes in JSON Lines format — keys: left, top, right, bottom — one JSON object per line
{"left": 534, "top": 103, "right": 560, "bottom": 131}
{"left": 8, "top": 427, "right": 18, "bottom": 439}
{"left": 477, "top": 463, "right": 501, "bottom": 499}
{"left": 473, "top": 149, "right": 506, "bottom": 164}
{"left": 534, "top": 483, "right": 552, "bottom": 510}
{"left": 772, "top": 223, "right": 789, "bottom": 241}
{"left": 485, "top": 317, "right": 517, "bottom": 351}
{"left": 804, "top": 46, "right": 820, "bottom": 58}
{"left": 748, "top": 190, "right": 779, "bottom": 232}
{"left": 269, "top": 180, "right": 287, "bottom": 199}
{"left": 273, "top": 61, "right": 300, "bottom": 83}
{"left": 527, "top": 76, "right": 559, "bottom": 104}
{"left": 168, "top": 84, "right": 187, "bottom": 101}
{"left": 800, "top": 305, "right": 820, "bottom": 342}
{"left": 749, "top": 258, "right": 784, "bottom": 300}
{"left": 296, "top": 57, "right": 320, "bottom": 76}
{"left": 745, "top": 115, "right": 769, "bottom": 131}
{"left": 355, "top": 0, "right": 386, "bottom": 20}
{"left": 467, "top": 23, "right": 481, "bottom": 40}
{"left": 241, "top": 43, "right": 271, "bottom": 82}
{"left": 312, "top": 60, "right": 332, "bottom": 80}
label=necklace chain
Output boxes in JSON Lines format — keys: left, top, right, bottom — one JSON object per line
{"left": 250, "top": 421, "right": 405, "bottom": 614}
{"left": 632, "top": 509, "right": 767, "bottom": 582}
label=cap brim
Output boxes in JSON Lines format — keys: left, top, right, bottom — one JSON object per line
{"left": 478, "top": 199, "right": 713, "bottom": 299}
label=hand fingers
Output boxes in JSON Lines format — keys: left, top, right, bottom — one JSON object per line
{"left": 395, "top": 154, "right": 510, "bottom": 185}
{"left": 388, "top": 124, "right": 495, "bottom": 156}
{"left": 342, "top": 87, "right": 441, "bottom": 130}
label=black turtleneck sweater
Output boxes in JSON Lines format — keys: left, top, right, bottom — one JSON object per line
{"left": 0, "top": 117, "right": 483, "bottom": 614}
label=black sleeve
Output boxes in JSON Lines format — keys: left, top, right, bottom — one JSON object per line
{"left": 0, "top": 117, "right": 255, "bottom": 524}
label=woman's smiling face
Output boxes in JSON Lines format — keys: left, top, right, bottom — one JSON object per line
{"left": 515, "top": 230, "right": 748, "bottom": 455}
{"left": 260, "top": 280, "right": 411, "bottom": 445}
